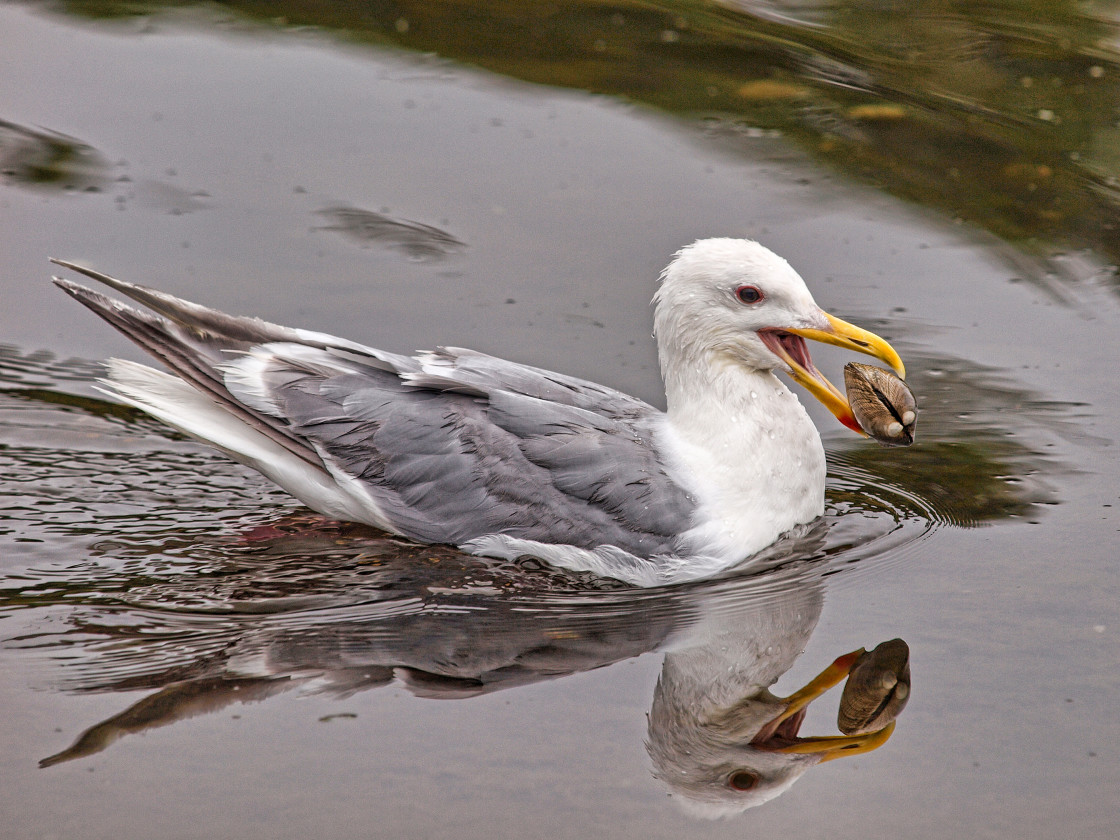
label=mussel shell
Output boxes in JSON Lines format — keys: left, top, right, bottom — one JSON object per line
{"left": 844, "top": 362, "right": 917, "bottom": 447}
{"left": 838, "top": 638, "right": 911, "bottom": 735}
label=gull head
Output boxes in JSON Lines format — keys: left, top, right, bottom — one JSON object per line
{"left": 654, "top": 238, "right": 905, "bottom": 433}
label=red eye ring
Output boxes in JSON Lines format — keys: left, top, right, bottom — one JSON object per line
{"left": 736, "top": 285, "right": 764, "bottom": 304}
{"left": 727, "top": 770, "right": 760, "bottom": 791}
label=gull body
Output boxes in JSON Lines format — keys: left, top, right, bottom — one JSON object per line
{"left": 52, "top": 239, "right": 903, "bottom": 586}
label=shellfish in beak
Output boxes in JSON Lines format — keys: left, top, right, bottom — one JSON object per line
{"left": 844, "top": 362, "right": 917, "bottom": 446}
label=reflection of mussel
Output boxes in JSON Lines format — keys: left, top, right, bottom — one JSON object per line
{"left": 838, "top": 638, "right": 911, "bottom": 735}
{"left": 845, "top": 362, "right": 917, "bottom": 446}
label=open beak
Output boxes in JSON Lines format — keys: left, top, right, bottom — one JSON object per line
{"left": 749, "top": 648, "right": 897, "bottom": 763}
{"left": 771, "top": 720, "right": 896, "bottom": 762}
{"left": 759, "top": 312, "right": 905, "bottom": 434}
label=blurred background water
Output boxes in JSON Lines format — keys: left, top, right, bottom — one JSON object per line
{"left": 1, "top": 2, "right": 1117, "bottom": 838}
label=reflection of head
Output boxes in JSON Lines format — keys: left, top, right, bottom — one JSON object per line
{"left": 647, "top": 688, "right": 825, "bottom": 816}
{"left": 646, "top": 582, "right": 904, "bottom": 816}
{"left": 647, "top": 578, "right": 822, "bottom": 815}
{"left": 648, "top": 656, "right": 901, "bottom": 816}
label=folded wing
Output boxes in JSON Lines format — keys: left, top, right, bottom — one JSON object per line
{"left": 52, "top": 261, "right": 695, "bottom": 559}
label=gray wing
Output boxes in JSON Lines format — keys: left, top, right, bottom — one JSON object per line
{"left": 231, "top": 347, "right": 694, "bottom": 555}
{"left": 403, "top": 346, "right": 651, "bottom": 417}
{"left": 52, "top": 262, "right": 696, "bottom": 557}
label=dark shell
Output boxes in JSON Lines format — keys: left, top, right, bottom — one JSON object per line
{"left": 844, "top": 362, "right": 917, "bottom": 447}
{"left": 838, "top": 638, "right": 911, "bottom": 735}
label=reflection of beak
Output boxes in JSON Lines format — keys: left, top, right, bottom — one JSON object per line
{"left": 759, "top": 312, "right": 905, "bottom": 434}
{"left": 749, "top": 648, "right": 896, "bottom": 763}
{"left": 774, "top": 720, "right": 896, "bottom": 762}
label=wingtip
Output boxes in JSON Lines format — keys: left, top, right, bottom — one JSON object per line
{"left": 51, "top": 275, "right": 84, "bottom": 294}
{"left": 47, "top": 257, "right": 126, "bottom": 289}
{"left": 51, "top": 275, "right": 123, "bottom": 313}
{"left": 49, "top": 258, "right": 86, "bottom": 294}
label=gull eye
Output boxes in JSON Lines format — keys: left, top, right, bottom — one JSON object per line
{"left": 735, "top": 285, "right": 764, "bottom": 304}
{"left": 727, "top": 770, "right": 760, "bottom": 791}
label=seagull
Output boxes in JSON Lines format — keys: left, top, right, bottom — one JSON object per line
{"left": 51, "top": 239, "right": 904, "bottom": 586}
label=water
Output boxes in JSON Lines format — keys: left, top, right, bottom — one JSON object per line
{"left": 1, "top": 2, "right": 1118, "bottom": 837}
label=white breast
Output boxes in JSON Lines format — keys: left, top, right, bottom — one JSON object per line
{"left": 657, "top": 370, "right": 827, "bottom": 564}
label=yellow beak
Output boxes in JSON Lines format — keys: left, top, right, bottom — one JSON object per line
{"left": 769, "top": 312, "right": 905, "bottom": 434}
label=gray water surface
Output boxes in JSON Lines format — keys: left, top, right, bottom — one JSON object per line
{"left": 1, "top": 3, "right": 1117, "bottom": 838}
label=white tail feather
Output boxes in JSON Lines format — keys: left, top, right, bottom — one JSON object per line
{"left": 101, "top": 359, "right": 391, "bottom": 527}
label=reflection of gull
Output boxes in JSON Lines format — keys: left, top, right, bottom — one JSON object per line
{"left": 38, "top": 547, "right": 906, "bottom": 815}
{"left": 648, "top": 580, "right": 898, "bottom": 815}
{"left": 51, "top": 239, "right": 904, "bottom": 585}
